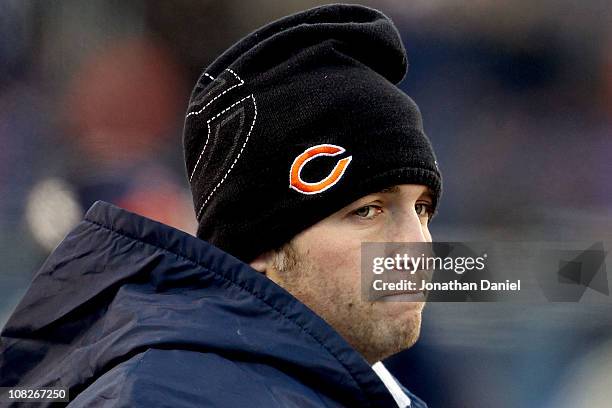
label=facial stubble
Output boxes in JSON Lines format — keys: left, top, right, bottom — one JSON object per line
{"left": 270, "top": 242, "right": 422, "bottom": 363}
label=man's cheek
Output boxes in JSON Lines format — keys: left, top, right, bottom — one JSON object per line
{"left": 308, "top": 240, "right": 360, "bottom": 270}
{"left": 312, "top": 245, "right": 360, "bottom": 280}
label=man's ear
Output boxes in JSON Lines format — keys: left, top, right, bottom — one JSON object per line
{"left": 249, "top": 250, "right": 275, "bottom": 275}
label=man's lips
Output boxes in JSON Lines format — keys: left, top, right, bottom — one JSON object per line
{"left": 382, "top": 289, "right": 423, "bottom": 296}
{"left": 372, "top": 289, "right": 428, "bottom": 302}
{"left": 378, "top": 292, "right": 426, "bottom": 302}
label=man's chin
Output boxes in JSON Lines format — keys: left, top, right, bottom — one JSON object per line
{"left": 362, "top": 306, "right": 423, "bottom": 362}
{"left": 368, "top": 327, "right": 422, "bottom": 363}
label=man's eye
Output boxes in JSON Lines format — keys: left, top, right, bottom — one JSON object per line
{"left": 353, "top": 205, "right": 382, "bottom": 220}
{"left": 415, "top": 203, "right": 434, "bottom": 222}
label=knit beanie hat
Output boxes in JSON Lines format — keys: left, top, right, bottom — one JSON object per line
{"left": 183, "top": 4, "right": 442, "bottom": 263}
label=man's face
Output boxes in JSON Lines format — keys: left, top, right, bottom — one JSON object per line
{"left": 253, "top": 184, "right": 434, "bottom": 363}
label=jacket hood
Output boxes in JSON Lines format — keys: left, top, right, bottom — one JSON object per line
{"left": 0, "top": 201, "right": 397, "bottom": 407}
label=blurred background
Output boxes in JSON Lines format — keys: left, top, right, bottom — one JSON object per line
{"left": 1, "top": 0, "right": 611, "bottom": 407}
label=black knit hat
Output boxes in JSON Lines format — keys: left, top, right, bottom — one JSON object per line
{"left": 183, "top": 4, "right": 442, "bottom": 262}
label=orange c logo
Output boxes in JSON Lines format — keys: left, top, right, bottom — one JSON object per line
{"left": 289, "top": 144, "right": 352, "bottom": 194}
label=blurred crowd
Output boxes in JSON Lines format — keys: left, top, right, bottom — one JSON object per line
{"left": 1, "top": 1, "right": 611, "bottom": 407}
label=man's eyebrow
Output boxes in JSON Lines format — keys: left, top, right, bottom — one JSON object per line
{"left": 377, "top": 186, "right": 435, "bottom": 201}
{"left": 378, "top": 186, "right": 400, "bottom": 194}
{"left": 421, "top": 188, "right": 435, "bottom": 200}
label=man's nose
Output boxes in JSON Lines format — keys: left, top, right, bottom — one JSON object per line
{"left": 387, "top": 210, "right": 429, "bottom": 243}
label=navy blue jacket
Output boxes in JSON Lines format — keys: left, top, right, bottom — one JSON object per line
{"left": 0, "top": 201, "right": 426, "bottom": 407}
